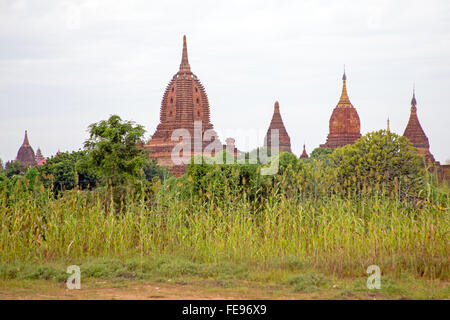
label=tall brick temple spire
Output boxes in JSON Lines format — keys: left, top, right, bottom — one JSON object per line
{"left": 403, "top": 88, "right": 435, "bottom": 162}
{"left": 320, "top": 70, "right": 361, "bottom": 148}
{"left": 16, "top": 130, "right": 37, "bottom": 166}
{"left": 179, "top": 35, "right": 191, "bottom": 73}
{"left": 145, "top": 35, "right": 220, "bottom": 176}
{"left": 264, "top": 101, "right": 292, "bottom": 152}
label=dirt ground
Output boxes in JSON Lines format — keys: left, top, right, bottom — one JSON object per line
{"left": 0, "top": 279, "right": 360, "bottom": 300}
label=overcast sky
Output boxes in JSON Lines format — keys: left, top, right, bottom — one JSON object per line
{"left": 1, "top": 0, "right": 449, "bottom": 164}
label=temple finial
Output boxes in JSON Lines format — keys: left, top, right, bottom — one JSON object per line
{"left": 387, "top": 117, "right": 390, "bottom": 132}
{"left": 23, "top": 130, "right": 30, "bottom": 146}
{"left": 179, "top": 35, "right": 191, "bottom": 73}
{"left": 299, "top": 143, "right": 309, "bottom": 159}
{"left": 274, "top": 101, "right": 280, "bottom": 111}
{"left": 338, "top": 68, "right": 350, "bottom": 106}
{"left": 411, "top": 84, "right": 417, "bottom": 107}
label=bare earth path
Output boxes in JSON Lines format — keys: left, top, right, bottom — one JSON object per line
{"left": 0, "top": 279, "right": 361, "bottom": 300}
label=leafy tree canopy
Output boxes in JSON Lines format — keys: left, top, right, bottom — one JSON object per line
{"left": 80, "top": 115, "right": 150, "bottom": 208}
{"left": 4, "top": 160, "right": 26, "bottom": 178}
{"left": 310, "top": 147, "right": 333, "bottom": 163}
{"left": 330, "top": 130, "right": 426, "bottom": 198}
{"left": 143, "top": 158, "right": 171, "bottom": 182}
{"left": 39, "top": 150, "right": 98, "bottom": 193}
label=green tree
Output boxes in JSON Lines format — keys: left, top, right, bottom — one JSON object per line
{"left": 310, "top": 147, "right": 333, "bottom": 163}
{"left": 82, "top": 115, "right": 148, "bottom": 207}
{"left": 39, "top": 150, "right": 98, "bottom": 193}
{"left": 143, "top": 158, "right": 171, "bottom": 182}
{"left": 0, "top": 158, "right": 5, "bottom": 190}
{"left": 330, "top": 130, "right": 426, "bottom": 198}
{"left": 182, "top": 152, "right": 267, "bottom": 204}
{"left": 4, "top": 160, "right": 26, "bottom": 178}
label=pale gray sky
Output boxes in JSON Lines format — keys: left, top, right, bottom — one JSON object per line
{"left": 1, "top": 0, "right": 449, "bottom": 163}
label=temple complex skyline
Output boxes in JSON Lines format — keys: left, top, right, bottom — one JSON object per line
{"left": 1, "top": 1, "right": 449, "bottom": 165}
{"left": 12, "top": 35, "right": 448, "bottom": 181}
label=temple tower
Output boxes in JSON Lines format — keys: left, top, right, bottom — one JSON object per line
{"left": 402, "top": 89, "right": 435, "bottom": 162}
{"left": 320, "top": 70, "right": 361, "bottom": 148}
{"left": 299, "top": 144, "right": 309, "bottom": 159}
{"left": 264, "top": 101, "right": 292, "bottom": 153}
{"left": 145, "top": 36, "right": 220, "bottom": 175}
{"left": 35, "top": 147, "right": 46, "bottom": 166}
{"left": 16, "top": 130, "right": 37, "bottom": 166}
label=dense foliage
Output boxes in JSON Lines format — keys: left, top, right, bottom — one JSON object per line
{"left": 0, "top": 117, "right": 448, "bottom": 283}
{"left": 4, "top": 160, "right": 27, "bottom": 178}
{"left": 39, "top": 150, "right": 98, "bottom": 193}
{"left": 330, "top": 130, "right": 426, "bottom": 199}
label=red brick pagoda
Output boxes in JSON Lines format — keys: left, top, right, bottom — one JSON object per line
{"left": 299, "top": 144, "right": 309, "bottom": 159}
{"left": 16, "top": 130, "right": 37, "bottom": 166}
{"left": 144, "top": 36, "right": 221, "bottom": 175}
{"left": 320, "top": 71, "right": 361, "bottom": 148}
{"left": 402, "top": 89, "right": 436, "bottom": 163}
{"left": 35, "top": 147, "right": 47, "bottom": 166}
{"left": 264, "top": 101, "right": 292, "bottom": 153}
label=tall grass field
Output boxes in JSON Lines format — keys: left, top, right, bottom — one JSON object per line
{"left": 1, "top": 175, "right": 448, "bottom": 299}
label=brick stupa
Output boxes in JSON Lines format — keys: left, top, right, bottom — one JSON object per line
{"left": 16, "top": 130, "right": 37, "bottom": 166}
{"left": 402, "top": 90, "right": 435, "bottom": 163}
{"left": 264, "top": 101, "right": 292, "bottom": 153}
{"left": 145, "top": 36, "right": 221, "bottom": 175}
{"left": 299, "top": 144, "right": 309, "bottom": 159}
{"left": 320, "top": 71, "right": 361, "bottom": 148}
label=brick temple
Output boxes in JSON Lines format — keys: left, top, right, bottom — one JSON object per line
{"left": 144, "top": 36, "right": 234, "bottom": 176}
{"left": 320, "top": 71, "right": 361, "bottom": 149}
{"left": 264, "top": 101, "right": 292, "bottom": 153}
{"left": 402, "top": 90, "right": 449, "bottom": 180}
{"left": 16, "top": 131, "right": 37, "bottom": 166}
{"left": 15, "top": 131, "right": 46, "bottom": 167}
{"left": 402, "top": 89, "right": 435, "bottom": 162}
{"left": 35, "top": 147, "right": 46, "bottom": 166}
{"left": 10, "top": 38, "right": 448, "bottom": 181}
{"left": 299, "top": 144, "right": 309, "bottom": 159}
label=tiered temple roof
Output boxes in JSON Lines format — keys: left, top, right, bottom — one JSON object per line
{"left": 145, "top": 36, "right": 221, "bottom": 175}
{"left": 35, "top": 147, "right": 46, "bottom": 166}
{"left": 16, "top": 131, "right": 37, "bottom": 166}
{"left": 320, "top": 71, "right": 361, "bottom": 148}
{"left": 402, "top": 90, "right": 435, "bottom": 162}
{"left": 264, "top": 101, "right": 292, "bottom": 153}
{"left": 299, "top": 144, "right": 309, "bottom": 159}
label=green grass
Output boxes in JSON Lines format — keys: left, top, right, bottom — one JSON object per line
{"left": 286, "top": 272, "right": 330, "bottom": 292}
{"left": 1, "top": 188, "right": 448, "bottom": 279}
{"left": 0, "top": 176, "right": 448, "bottom": 299}
{"left": 0, "top": 256, "right": 249, "bottom": 282}
{"left": 1, "top": 256, "right": 448, "bottom": 299}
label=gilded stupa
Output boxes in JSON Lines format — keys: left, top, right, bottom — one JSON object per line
{"left": 320, "top": 70, "right": 361, "bottom": 148}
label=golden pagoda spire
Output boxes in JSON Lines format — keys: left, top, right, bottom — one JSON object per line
{"left": 179, "top": 35, "right": 191, "bottom": 73}
{"left": 338, "top": 65, "right": 351, "bottom": 107}
{"left": 387, "top": 117, "right": 390, "bottom": 132}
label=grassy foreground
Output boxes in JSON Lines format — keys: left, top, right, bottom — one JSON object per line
{"left": 1, "top": 255, "right": 449, "bottom": 299}
{"left": 0, "top": 179, "right": 449, "bottom": 299}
